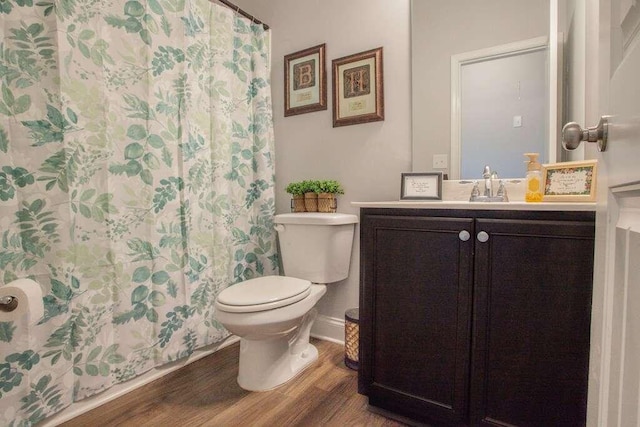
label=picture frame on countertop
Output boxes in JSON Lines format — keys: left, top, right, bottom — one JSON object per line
{"left": 542, "top": 160, "right": 597, "bottom": 202}
{"left": 400, "top": 172, "right": 443, "bottom": 200}
{"left": 284, "top": 43, "right": 327, "bottom": 117}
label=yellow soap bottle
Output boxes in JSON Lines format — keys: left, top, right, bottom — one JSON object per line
{"left": 524, "top": 153, "right": 543, "bottom": 202}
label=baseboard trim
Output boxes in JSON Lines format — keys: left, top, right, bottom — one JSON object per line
{"left": 42, "top": 336, "right": 240, "bottom": 427}
{"left": 311, "top": 314, "right": 345, "bottom": 345}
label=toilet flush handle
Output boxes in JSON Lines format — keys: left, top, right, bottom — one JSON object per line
{"left": 274, "top": 224, "right": 285, "bottom": 233}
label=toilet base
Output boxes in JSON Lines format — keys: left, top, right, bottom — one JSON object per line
{"left": 237, "top": 339, "right": 319, "bottom": 391}
{"left": 236, "top": 308, "right": 319, "bottom": 391}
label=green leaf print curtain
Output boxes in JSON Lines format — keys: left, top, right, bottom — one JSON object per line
{"left": 0, "top": 0, "right": 277, "bottom": 424}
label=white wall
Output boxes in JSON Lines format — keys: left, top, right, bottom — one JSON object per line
{"left": 233, "top": 0, "right": 412, "bottom": 340}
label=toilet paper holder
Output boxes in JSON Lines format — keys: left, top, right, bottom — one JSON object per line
{"left": 0, "top": 295, "right": 18, "bottom": 312}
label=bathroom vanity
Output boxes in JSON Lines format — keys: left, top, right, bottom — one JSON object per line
{"left": 355, "top": 202, "right": 595, "bottom": 427}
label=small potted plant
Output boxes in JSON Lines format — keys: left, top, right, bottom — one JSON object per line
{"left": 301, "top": 180, "right": 320, "bottom": 212}
{"left": 316, "top": 180, "right": 344, "bottom": 213}
{"left": 285, "top": 181, "right": 306, "bottom": 212}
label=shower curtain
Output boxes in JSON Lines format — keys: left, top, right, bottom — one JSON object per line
{"left": 0, "top": 0, "right": 277, "bottom": 424}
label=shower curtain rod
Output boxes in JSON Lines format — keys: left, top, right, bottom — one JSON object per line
{"left": 215, "top": 0, "right": 270, "bottom": 30}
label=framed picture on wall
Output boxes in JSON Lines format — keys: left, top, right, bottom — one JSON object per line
{"left": 284, "top": 44, "right": 327, "bottom": 116}
{"left": 332, "top": 47, "right": 384, "bottom": 127}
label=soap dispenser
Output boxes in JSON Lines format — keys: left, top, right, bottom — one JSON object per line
{"left": 524, "top": 153, "right": 543, "bottom": 202}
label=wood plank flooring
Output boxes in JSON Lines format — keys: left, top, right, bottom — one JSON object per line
{"left": 60, "top": 339, "right": 406, "bottom": 427}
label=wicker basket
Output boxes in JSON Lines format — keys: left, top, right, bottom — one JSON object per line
{"left": 317, "top": 193, "right": 337, "bottom": 213}
{"left": 291, "top": 195, "right": 306, "bottom": 212}
{"left": 304, "top": 192, "right": 318, "bottom": 212}
{"left": 344, "top": 308, "right": 359, "bottom": 370}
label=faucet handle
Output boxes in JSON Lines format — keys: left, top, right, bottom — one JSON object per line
{"left": 482, "top": 165, "right": 491, "bottom": 178}
{"left": 496, "top": 180, "right": 509, "bottom": 202}
{"left": 469, "top": 180, "right": 480, "bottom": 201}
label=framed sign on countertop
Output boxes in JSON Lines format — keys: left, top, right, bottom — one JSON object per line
{"left": 400, "top": 172, "right": 443, "bottom": 200}
{"left": 542, "top": 160, "right": 597, "bottom": 202}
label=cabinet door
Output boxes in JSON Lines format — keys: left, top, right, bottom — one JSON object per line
{"left": 360, "top": 214, "right": 474, "bottom": 426}
{"left": 471, "top": 218, "right": 595, "bottom": 427}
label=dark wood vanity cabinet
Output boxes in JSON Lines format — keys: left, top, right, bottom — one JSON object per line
{"left": 359, "top": 208, "right": 595, "bottom": 427}
{"left": 359, "top": 213, "right": 475, "bottom": 425}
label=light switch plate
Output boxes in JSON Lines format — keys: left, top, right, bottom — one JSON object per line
{"left": 513, "top": 115, "right": 522, "bottom": 127}
{"left": 433, "top": 154, "right": 448, "bottom": 169}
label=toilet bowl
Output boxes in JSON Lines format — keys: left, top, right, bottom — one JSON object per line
{"left": 214, "top": 212, "right": 358, "bottom": 391}
{"left": 214, "top": 276, "right": 327, "bottom": 391}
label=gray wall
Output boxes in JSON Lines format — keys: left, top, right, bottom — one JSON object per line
{"left": 231, "top": 0, "right": 560, "bottom": 341}
{"left": 233, "top": 0, "right": 412, "bottom": 339}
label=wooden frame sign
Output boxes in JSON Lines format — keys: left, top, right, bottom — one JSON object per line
{"left": 284, "top": 44, "right": 327, "bottom": 116}
{"left": 401, "top": 172, "right": 443, "bottom": 200}
{"left": 542, "top": 160, "right": 598, "bottom": 202}
{"left": 332, "top": 47, "right": 384, "bottom": 127}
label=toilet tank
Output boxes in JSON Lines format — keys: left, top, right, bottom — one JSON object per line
{"left": 274, "top": 213, "right": 358, "bottom": 284}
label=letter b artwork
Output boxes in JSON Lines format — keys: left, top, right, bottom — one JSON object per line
{"left": 294, "top": 60, "right": 316, "bottom": 90}
{"left": 284, "top": 44, "right": 327, "bottom": 116}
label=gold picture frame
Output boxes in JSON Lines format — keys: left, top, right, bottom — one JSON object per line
{"left": 542, "top": 160, "right": 598, "bottom": 202}
{"left": 284, "top": 44, "right": 327, "bottom": 117}
{"left": 332, "top": 47, "right": 384, "bottom": 127}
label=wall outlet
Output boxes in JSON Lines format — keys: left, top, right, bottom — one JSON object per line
{"left": 433, "top": 154, "right": 448, "bottom": 169}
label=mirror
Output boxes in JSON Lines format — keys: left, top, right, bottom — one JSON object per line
{"left": 411, "top": 0, "right": 585, "bottom": 179}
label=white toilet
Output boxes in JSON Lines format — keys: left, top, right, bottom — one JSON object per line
{"left": 214, "top": 212, "right": 358, "bottom": 391}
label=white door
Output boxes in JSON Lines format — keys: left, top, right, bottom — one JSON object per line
{"left": 585, "top": 0, "right": 640, "bottom": 425}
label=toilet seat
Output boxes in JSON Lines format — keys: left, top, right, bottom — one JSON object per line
{"left": 216, "top": 276, "right": 311, "bottom": 313}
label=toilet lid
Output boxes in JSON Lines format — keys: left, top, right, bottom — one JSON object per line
{"left": 216, "top": 276, "right": 311, "bottom": 313}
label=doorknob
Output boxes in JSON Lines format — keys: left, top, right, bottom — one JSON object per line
{"left": 562, "top": 116, "right": 609, "bottom": 152}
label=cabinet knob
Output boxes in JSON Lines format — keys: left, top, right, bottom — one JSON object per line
{"left": 458, "top": 230, "right": 470, "bottom": 241}
{"left": 477, "top": 231, "right": 489, "bottom": 242}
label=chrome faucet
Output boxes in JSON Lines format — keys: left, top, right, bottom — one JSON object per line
{"left": 482, "top": 165, "right": 493, "bottom": 197}
{"left": 469, "top": 166, "right": 508, "bottom": 202}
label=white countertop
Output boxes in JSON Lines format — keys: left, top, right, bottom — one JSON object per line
{"left": 351, "top": 179, "right": 596, "bottom": 211}
{"left": 351, "top": 200, "right": 596, "bottom": 211}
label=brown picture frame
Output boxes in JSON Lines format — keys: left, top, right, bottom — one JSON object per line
{"left": 332, "top": 47, "right": 384, "bottom": 127}
{"left": 284, "top": 44, "right": 327, "bottom": 116}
